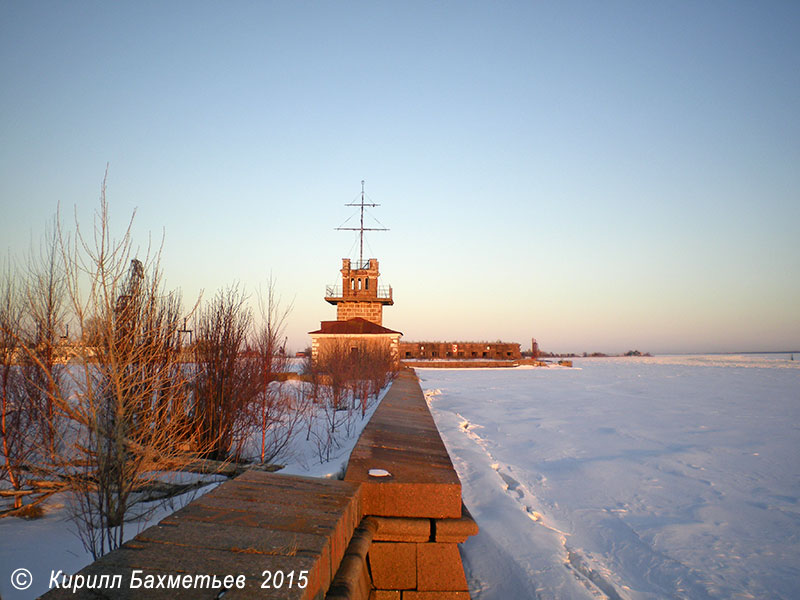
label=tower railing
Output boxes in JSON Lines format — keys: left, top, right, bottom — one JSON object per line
{"left": 347, "top": 258, "right": 373, "bottom": 270}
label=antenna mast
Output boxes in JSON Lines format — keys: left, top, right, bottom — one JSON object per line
{"left": 336, "top": 180, "right": 388, "bottom": 268}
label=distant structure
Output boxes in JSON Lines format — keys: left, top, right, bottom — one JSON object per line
{"left": 310, "top": 182, "right": 402, "bottom": 364}
{"left": 399, "top": 341, "right": 521, "bottom": 360}
{"left": 531, "top": 337, "right": 540, "bottom": 358}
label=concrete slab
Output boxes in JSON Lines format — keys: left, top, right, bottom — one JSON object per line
{"left": 372, "top": 517, "right": 432, "bottom": 543}
{"left": 416, "top": 543, "right": 469, "bottom": 592}
{"left": 368, "top": 542, "right": 417, "bottom": 590}
{"left": 434, "top": 504, "right": 479, "bottom": 543}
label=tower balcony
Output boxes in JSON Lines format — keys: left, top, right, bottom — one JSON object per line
{"left": 325, "top": 284, "right": 393, "bottom": 305}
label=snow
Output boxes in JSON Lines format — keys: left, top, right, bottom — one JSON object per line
{"left": 417, "top": 354, "right": 800, "bottom": 600}
{"left": 275, "top": 380, "right": 388, "bottom": 479}
{"left": 0, "top": 380, "right": 387, "bottom": 599}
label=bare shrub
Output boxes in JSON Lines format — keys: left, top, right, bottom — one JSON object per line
{"left": 192, "top": 285, "right": 257, "bottom": 462}
{"left": 315, "top": 338, "right": 356, "bottom": 413}
{"left": 21, "top": 219, "right": 67, "bottom": 461}
{"left": 0, "top": 261, "right": 39, "bottom": 511}
{"left": 305, "top": 338, "right": 397, "bottom": 463}
{"left": 1, "top": 231, "right": 71, "bottom": 516}
{"left": 52, "top": 178, "right": 205, "bottom": 558}
{"left": 301, "top": 354, "right": 322, "bottom": 406}
{"left": 249, "top": 278, "right": 299, "bottom": 464}
{"left": 363, "top": 343, "right": 397, "bottom": 404}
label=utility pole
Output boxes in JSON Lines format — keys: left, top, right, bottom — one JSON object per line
{"left": 178, "top": 317, "right": 193, "bottom": 347}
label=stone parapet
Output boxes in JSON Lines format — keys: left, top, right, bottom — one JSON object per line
{"left": 344, "top": 369, "right": 478, "bottom": 599}
{"left": 345, "top": 370, "right": 463, "bottom": 519}
{"left": 40, "top": 472, "right": 363, "bottom": 599}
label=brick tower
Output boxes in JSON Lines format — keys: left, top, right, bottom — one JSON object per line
{"left": 324, "top": 257, "right": 393, "bottom": 326}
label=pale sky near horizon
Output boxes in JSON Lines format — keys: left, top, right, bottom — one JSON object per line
{"left": 2, "top": 1, "right": 798, "bottom": 354}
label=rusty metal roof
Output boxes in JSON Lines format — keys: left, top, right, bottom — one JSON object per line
{"left": 309, "top": 317, "right": 402, "bottom": 336}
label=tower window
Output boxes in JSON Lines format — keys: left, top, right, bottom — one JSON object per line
{"left": 365, "top": 278, "right": 369, "bottom": 290}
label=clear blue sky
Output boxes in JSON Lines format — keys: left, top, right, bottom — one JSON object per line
{"left": 2, "top": 1, "right": 798, "bottom": 354}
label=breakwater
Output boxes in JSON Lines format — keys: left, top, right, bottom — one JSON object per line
{"left": 41, "top": 369, "right": 476, "bottom": 599}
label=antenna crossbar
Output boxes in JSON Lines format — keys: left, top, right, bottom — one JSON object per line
{"left": 335, "top": 180, "right": 389, "bottom": 266}
{"left": 336, "top": 227, "right": 388, "bottom": 231}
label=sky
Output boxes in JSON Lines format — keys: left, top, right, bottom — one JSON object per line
{"left": 1, "top": 1, "right": 799, "bottom": 355}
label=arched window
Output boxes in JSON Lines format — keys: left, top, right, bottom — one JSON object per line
{"left": 365, "top": 278, "right": 370, "bottom": 290}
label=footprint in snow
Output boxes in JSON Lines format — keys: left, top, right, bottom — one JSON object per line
{"left": 498, "top": 470, "right": 525, "bottom": 499}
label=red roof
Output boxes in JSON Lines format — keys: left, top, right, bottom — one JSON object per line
{"left": 309, "top": 317, "right": 402, "bottom": 336}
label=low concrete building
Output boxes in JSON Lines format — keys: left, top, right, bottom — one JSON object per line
{"left": 399, "top": 341, "right": 521, "bottom": 360}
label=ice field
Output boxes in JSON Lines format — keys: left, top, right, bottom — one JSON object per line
{"left": 418, "top": 355, "right": 800, "bottom": 600}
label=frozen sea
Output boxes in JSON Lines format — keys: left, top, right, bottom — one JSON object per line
{"left": 417, "top": 354, "right": 800, "bottom": 600}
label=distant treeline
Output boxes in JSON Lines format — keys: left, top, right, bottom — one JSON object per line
{"left": 527, "top": 350, "right": 652, "bottom": 358}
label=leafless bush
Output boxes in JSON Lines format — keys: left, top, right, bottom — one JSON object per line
{"left": 0, "top": 262, "right": 39, "bottom": 512}
{"left": 21, "top": 219, "right": 67, "bottom": 461}
{"left": 192, "top": 285, "right": 257, "bottom": 462}
{"left": 52, "top": 178, "right": 206, "bottom": 558}
{"left": 1, "top": 235, "right": 71, "bottom": 517}
{"left": 309, "top": 382, "right": 351, "bottom": 463}
{"left": 315, "top": 338, "right": 356, "bottom": 412}
{"left": 248, "top": 278, "right": 299, "bottom": 464}
{"left": 304, "top": 338, "right": 397, "bottom": 462}
{"left": 301, "top": 354, "right": 323, "bottom": 405}
{"left": 363, "top": 343, "right": 397, "bottom": 403}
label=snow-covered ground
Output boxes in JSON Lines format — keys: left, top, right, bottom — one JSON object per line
{"left": 0, "top": 381, "right": 386, "bottom": 600}
{"left": 418, "top": 355, "right": 800, "bottom": 600}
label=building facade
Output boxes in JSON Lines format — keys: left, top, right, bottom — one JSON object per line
{"left": 309, "top": 318, "right": 402, "bottom": 363}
